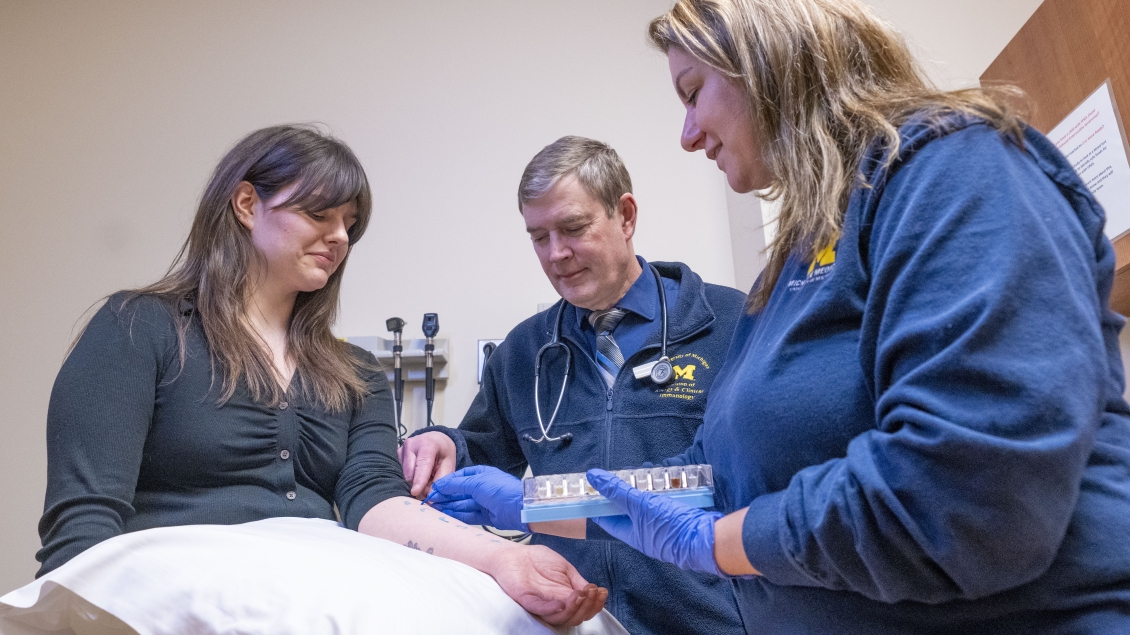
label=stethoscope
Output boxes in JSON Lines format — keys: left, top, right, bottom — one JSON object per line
{"left": 524, "top": 264, "right": 673, "bottom": 445}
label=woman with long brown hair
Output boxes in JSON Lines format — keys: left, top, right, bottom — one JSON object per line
{"left": 574, "top": 0, "right": 1130, "bottom": 632}
{"left": 36, "top": 124, "right": 606, "bottom": 626}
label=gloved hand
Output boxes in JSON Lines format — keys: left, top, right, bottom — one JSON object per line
{"left": 587, "top": 468, "right": 723, "bottom": 576}
{"left": 426, "top": 465, "right": 528, "bottom": 532}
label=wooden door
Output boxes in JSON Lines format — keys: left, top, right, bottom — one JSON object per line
{"left": 981, "top": 0, "right": 1130, "bottom": 311}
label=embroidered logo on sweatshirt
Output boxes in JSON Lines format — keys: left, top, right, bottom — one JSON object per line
{"left": 788, "top": 242, "right": 838, "bottom": 292}
{"left": 657, "top": 352, "right": 710, "bottom": 401}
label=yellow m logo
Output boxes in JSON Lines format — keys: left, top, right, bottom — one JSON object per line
{"left": 807, "top": 242, "right": 837, "bottom": 277}
{"left": 673, "top": 365, "right": 696, "bottom": 381}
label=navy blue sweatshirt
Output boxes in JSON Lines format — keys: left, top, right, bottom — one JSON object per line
{"left": 670, "top": 117, "right": 1130, "bottom": 633}
{"left": 419, "top": 261, "right": 748, "bottom": 635}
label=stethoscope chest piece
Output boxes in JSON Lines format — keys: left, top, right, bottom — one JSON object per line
{"left": 649, "top": 356, "right": 674, "bottom": 384}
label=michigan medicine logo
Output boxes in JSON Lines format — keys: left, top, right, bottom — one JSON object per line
{"left": 787, "top": 242, "right": 837, "bottom": 292}
{"left": 658, "top": 352, "right": 710, "bottom": 401}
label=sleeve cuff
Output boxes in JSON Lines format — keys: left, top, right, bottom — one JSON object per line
{"left": 410, "top": 425, "right": 472, "bottom": 470}
{"left": 741, "top": 490, "right": 816, "bottom": 587}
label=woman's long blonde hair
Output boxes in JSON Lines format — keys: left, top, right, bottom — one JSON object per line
{"left": 128, "top": 125, "right": 374, "bottom": 411}
{"left": 649, "top": 0, "right": 1026, "bottom": 311}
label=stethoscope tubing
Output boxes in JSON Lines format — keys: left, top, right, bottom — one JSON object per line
{"left": 531, "top": 339, "right": 572, "bottom": 443}
{"left": 526, "top": 264, "right": 669, "bottom": 445}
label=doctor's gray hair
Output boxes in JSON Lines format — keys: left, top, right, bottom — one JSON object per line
{"left": 518, "top": 136, "right": 633, "bottom": 217}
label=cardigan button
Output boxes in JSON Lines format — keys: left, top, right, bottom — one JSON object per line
{"left": 280, "top": 450, "right": 291, "bottom": 460}
{"left": 285, "top": 491, "right": 297, "bottom": 500}
{"left": 280, "top": 401, "right": 289, "bottom": 410}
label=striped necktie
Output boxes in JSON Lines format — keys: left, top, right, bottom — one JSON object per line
{"left": 589, "top": 308, "right": 627, "bottom": 387}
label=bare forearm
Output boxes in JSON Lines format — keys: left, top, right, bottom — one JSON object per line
{"left": 358, "top": 496, "right": 514, "bottom": 574}
{"left": 529, "top": 518, "right": 586, "bottom": 540}
{"left": 360, "top": 496, "right": 607, "bottom": 626}
{"left": 713, "top": 508, "right": 760, "bottom": 576}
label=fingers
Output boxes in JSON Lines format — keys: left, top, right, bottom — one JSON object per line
{"left": 584, "top": 468, "right": 622, "bottom": 495}
{"left": 491, "top": 546, "right": 607, "bottom": 627}
{"left": 423, "top": 490, "right": 472, "bottom": 506}
{"left": 540, "top": 564, "right": 605, "bottom": 623}
{"left": 429, "top": 465, "right": 492, "bottom": 497}
{"left": 409, "top": 443, "right": 439, "bottom": 497}
{"left": 539, "top": 584, "right": 608, "bottom": 627}
{"left": 585, "top": 469, "right": 637, "bottom": 513}
{"left": 398, "top": 444, "right": 417, "bottom": 482}
{"left": 567, "top": 584, "right": 607, "bottom": 626}
{"left": 430, "top": 467, "right": 464, "bottom": 491}
{"left": 429, "top": 498, "right": 485, "bottom": 515}
{"left": 588, "top": 586, "right": 609, "bottom": 621}
{"left": 429, "top": 472, "right": 469, "bottom": 499}
{"left": 586, "top": 469, "right": 649, "bottom": 548}
{"left": 553, "top": 564, "right": 607, "bottom": 626}
{"left": 520, "top": 546, "right": 605, "bottom": 626}
{"left": 512, "top": 587, "right": 567, "bottom": 619}
{"left": 539, "top": 588, "right": 586, "bottom": 626}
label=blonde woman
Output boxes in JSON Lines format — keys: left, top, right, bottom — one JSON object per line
{"left": 576, "top": 0, "right": 1130, "bottom": 632}
{"left": 37, "top": 125, "right": 606, "bottom": 626}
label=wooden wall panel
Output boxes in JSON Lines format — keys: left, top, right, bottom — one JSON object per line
{"left": 982, "top": 0, "right": 1130, "bottom": 313}
{"left": 981, "top": 0, "right": 1108, "bottom": 133}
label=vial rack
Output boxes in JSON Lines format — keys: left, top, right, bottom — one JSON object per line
{"left": 520, "top": 464, "right": 715, "bottom": 524}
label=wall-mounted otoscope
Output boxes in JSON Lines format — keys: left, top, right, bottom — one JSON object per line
{"left": 480, "top": 342, "right": 497, "bottom": 385}
{"left": 385, "top": 317, "right": 407, "bottom": 443}
{"left": 422, "top": 313, "right": 440, "bottom": 426}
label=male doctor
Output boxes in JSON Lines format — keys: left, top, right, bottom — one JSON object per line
{"left": 400, "top": 136, "right": 746, "bottom": 635}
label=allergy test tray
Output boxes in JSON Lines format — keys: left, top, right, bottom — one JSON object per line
{"left": 520, "top": 464, "right": 715, "bottom": 524}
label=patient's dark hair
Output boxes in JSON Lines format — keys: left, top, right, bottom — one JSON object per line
{"left": 129, "top": 124, "right": 374, "bottom": 411}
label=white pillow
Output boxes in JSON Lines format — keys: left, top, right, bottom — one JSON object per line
{"left": 0, "top": 517, "right": 626, "bottom": 635}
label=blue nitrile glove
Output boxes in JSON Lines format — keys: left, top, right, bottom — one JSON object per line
{"left": 426, "top": 465, "right": 528, "bottom": 532}
{"left": 587, "top": 468, "right": 723, "bottom": 576}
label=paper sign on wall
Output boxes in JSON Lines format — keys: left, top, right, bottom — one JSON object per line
{"left": 1049, "top": 80, "right": 1130, "bottom": 239}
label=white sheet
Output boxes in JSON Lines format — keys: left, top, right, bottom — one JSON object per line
{"left": 0, "top": 518, "right": 626, "bottom": 635}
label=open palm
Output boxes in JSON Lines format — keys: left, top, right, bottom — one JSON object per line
{"left": 489, "top": 545, "right": 608, "bottom": 626}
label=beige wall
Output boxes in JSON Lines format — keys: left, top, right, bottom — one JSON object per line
{"left": 1, "top": 0, "right": 1107, "bottom": 595}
